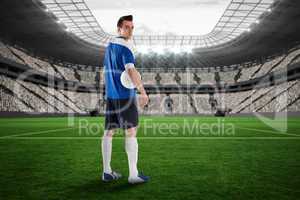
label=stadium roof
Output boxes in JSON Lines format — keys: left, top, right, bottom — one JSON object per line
{"left": 85, "top": 0, "right": 232, "bottom": 36}
{"left": 0, "top": 0, "right": 299, "bottom": 68}
{"left": 40, "top": 0, "right": 275, "bottom": 48}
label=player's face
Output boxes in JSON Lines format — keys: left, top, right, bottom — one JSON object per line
{"left": 119, "top": 20, "right": 134, "bottom": 39}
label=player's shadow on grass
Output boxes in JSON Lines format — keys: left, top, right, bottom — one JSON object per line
{"left": 66, "top": 178, "right": 145, "bottom": 197}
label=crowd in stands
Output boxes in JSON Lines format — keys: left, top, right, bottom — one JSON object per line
{"left": 138, "top": 80, "right": 300, "bottom": 115}
{"left": 0, "top": 75, "right": 101, "bottom": 114}
{"left": 0, "top": 41, "right": 99, "bottom": 84}
{"left": 1, "top": 40, "right": 300, "bottom": 115}
{"left": 139, "top": 47, "right": 300, "bottom": 85}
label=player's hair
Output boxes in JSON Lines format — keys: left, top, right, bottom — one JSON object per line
{"left": 117, "top": 15, "right": 133, "bottom": 28}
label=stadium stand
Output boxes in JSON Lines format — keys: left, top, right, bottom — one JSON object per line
{"left": 218, "top": 71, "right": 239, "bottom": 84}
{"left": 137, "top": 47, "right": 300, "bottom": 86}
{"left": 238, "top": 48, "right": 300, "bottom": 81}
{"left": 0, "top": 42, "right": 25, "bottom": 65}
{"left": 136, "top": 80, "right": 300, "bottom": 115}
{"left": 159, "top": 73, "right": 176, "bottom": 85}
{"left": 0, "top": 75, "right": 101, "bottom": 114}
{"left": 141, "top": 72, "right": 156, "bottom": 85}
{"left": 140, "top": 94, "right": 164, "bottom": 115}
{"left": 1, "top": 43, "right": 300, "bottom": 115}
{"left": 0, "top": 42, "right": 97, "bottom": 84}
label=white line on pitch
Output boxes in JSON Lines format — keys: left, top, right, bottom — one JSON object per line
{"left": 1, "top": 136, "right": 300, "bottom": 140}
{"left": 0, "top": 127, "right": 78, "bottom": 138}
{"left": 236, "top": 127, "right": 300, "bottom": 137}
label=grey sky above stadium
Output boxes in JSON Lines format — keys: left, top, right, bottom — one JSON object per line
{"left": 85, "top": 0, "right": 231, "bottom": 35}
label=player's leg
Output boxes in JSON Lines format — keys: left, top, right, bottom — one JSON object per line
{"left": 125, "top": 127, "right": 138, "bottom": 178}
{"left": 102, "top": 99, "right": 122, "bottom": 182}
{"left": 125, "top": 127, "right": 150, "bottom": 184}
{"left": 101, "top": 129, "right": 114, "bottom": 174}
{"left": 118, "top": 97, "right": 149, "bottom": 183}
{"left": 102, "top": 128, "right": 122, "bottom": 182}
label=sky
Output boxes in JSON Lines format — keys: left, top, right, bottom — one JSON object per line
{"left": 85, "top": 0, "right": 231, "bottom": 36}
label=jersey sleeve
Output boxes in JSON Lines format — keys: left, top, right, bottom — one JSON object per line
{"left": 122, "top": 47, "right": 135, "bottom": 70}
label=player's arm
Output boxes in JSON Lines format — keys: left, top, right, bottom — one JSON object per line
{"left": 127, "top": 67, "right": 145, "bottom": 94}
{"left": 126, "top": 66, "right": 148, "bottom": 107}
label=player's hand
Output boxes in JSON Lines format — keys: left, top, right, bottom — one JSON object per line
{"left": 138, "top": 93, "right": 149, "bottom": 108}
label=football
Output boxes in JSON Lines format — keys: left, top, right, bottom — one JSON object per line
{"left": 120, "top": 70, "right": 141, "bottom": 89}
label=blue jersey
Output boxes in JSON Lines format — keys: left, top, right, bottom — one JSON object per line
{"left": 104, "top": 37, "right": 136, "bottom": 99}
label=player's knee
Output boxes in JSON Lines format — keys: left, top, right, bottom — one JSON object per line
{"left": 103, "top": 130, "right": 114, "bottom": 137}
{"left": 125, "top": 127, "right": 137, "bottom": 137}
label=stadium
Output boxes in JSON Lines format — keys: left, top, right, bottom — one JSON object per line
{"left": 0, "top": 0, "right": 299, "bottom": 199}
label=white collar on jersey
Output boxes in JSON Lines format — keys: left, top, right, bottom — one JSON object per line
{"left": 110, "top": 36, "right": 135, "bottom": 54}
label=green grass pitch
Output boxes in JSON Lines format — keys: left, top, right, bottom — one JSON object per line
{"left": 0, "top": 116, "right": 299, "bottom": 200}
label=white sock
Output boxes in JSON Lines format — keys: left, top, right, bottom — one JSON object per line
{"left": 101, "top": 134, "right": 112, "bottom": 174}
{"left": 125, "top": 137, "right": 139, "bottom": 178}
